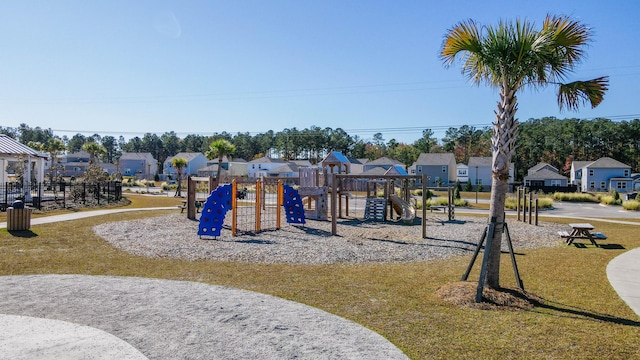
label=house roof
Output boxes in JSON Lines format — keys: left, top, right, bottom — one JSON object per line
{"left": 249, "top": 156, "right": 286, "bottom": 164}
{"left": 366, "top": 156, "right": 403, "bottom": 166}
{"left": 414, "top": 153, "right": 454, "bottom": 166}
{"left": 0, "top": 134, "right": 47, "bottom": 158}
{"left": 586, "top": 157, "right": 630, "bottom": 169}
{"left": 571, "top": 161, "right": 592, "bottom": 170}
{"left": 289, "top": 160, "right": 312, "bottom": 167}
{"left": 468, "top": 157, "right": 492, "bottom": 167}
{"left": 267, "top": 164, "right": 299, "bottom": 174}
{"left": 529, "top": 162, "right": 558, "bottom": 173}
{"left": 166, "top": 152, "right": 204, "bottom": 162}
{"left": 524, "top": 168, "right": 567, "bottom": 181}
{"left": 119, "top": 152, "right": 155, "bottom": 161}
{"left": 361, "top": 166, "right": 388, "bottom": 176}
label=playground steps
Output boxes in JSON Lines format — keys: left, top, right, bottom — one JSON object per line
{"left": 364, "top": 198, "right": 386, "bottom": 221}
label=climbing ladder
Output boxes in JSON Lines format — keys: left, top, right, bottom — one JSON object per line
{"left": 364, "top": 198, "right": 386, "bottom": 221}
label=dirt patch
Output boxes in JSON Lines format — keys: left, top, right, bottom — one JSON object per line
{"left": 435, "top": 281, "right": 543, "bottom": 311}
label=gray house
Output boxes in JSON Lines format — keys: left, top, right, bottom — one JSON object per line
{"left": 574, "top": 157, "right": 632, "bottom": 192}
{"left": 410, "top": 153, "right": 456, "bottom": 187}
{"left": 118, "top": 152, "right": 158, "bottom": 178}
{"left": 524, "top": 168, "right": 568, "bottom": 187}
{"left": 164, "top": 152, "right": 207, "bottom": 177}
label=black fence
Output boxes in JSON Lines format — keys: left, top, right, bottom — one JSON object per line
{"left": 527, "top": 184, "right": 578, "bottom": 194}
{"left": 1, "top": 181, "right": 123, "bottom": 211}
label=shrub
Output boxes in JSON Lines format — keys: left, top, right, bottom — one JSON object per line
{"left": 505, "top": 195, "right": 554, "bottom": 210}
{"left": 600, "top": 195, "right": 622, "bottom": 206}
{"left": 622, "top": 200, "right": 640, "bottom": 211}
{"left": 552, "top": 192, "right": 598, "bottom": 202}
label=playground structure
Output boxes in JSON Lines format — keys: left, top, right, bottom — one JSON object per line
{"left": 297, "top": 167, "right": 328, "bottom": 221}
{"left": 196, "top": 178, "right": 305, "bottom": 238}
{"left": 330, "top": 173, "right": 428, "bottom": 238}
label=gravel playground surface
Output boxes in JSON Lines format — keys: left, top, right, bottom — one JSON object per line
{"left": 94, "top": 213, "right": 567, "bottom": 264}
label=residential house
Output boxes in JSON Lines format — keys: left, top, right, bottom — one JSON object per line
{"left": 247, "top": 156, "right": 288, "bottom": 178}
{"left": 118, "top": 152, "right": 158, "bottom": 178}
{"left": 467, "top": 156, "right": 515, "bottom": 190}
{"left": 456, "top": 163, "right": 469, "bottom": 183}
{"left": 198, "top": 156, "right": 248, "bottom": 178}
{"left": 164, "top": 152, "right": 207, "bottom": 178}
{"left": 347, "top": 158, "right": 368, "bottom": 174}
{"left": 410, "top": 153, "right": 457, "bottom": 187}
{"left": 524, "top": 168, "right": 569, "bottom": 188}
{"left": 570, "top": 160, "right": 595, "bottom": 188}
{"left": 61, "top": 151, "right": 91, "bottom": 177}
{"left": 575, "top": 157, "right": 632, "bottom": 192}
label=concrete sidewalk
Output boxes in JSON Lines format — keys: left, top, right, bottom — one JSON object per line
{"left": 607, "top": 247, "right": 640, "bottom": 317}
{"left": 0, "top": 207, "right": 177, "bottom": 229}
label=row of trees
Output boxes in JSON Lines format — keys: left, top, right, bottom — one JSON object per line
{"left": 3, "top": 117, "right": 640, "bottom": 180}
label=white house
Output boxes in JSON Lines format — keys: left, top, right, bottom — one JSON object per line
{"left": 247, "top": 156, "right": 288, "bottom": 178}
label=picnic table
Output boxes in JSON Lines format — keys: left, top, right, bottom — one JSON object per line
{"left": 558, "top": 223, "right": 607, "bottom": 247}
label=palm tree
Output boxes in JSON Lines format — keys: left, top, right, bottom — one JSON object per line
{"left": 171, "top": 157, "right": 188, "bottom": 197}
{"left": 205, "top": 139, "right": 236, "bottom": 188}
{"left": 82, "top": 142, "right": 106, "bottom": 165}
{"left": 441, "top": 15, "right": 608, "bottom": 289}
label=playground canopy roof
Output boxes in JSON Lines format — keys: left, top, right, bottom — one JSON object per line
{"left": 0, "top": 134, "right": 47, "bottom": 158}
{"left": 322, "top": 151, "right": 350, "bottom": 165}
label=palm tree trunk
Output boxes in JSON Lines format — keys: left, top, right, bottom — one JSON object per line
{"left": 485, "top": 86, "right": 519, "bottom": 289}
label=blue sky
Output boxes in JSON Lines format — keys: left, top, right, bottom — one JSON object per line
{"left": 1, "top": 0, "right": 638, "bottom": 144}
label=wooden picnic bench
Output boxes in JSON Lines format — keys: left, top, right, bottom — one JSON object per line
{"left": 558, "top": 223, "right": 607, "bottom": 247}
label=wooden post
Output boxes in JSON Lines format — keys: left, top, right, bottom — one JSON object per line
{"left": 517, "top": 187, "right": 521, "bottom": 221}
{"left": 535, "top": 198, "right": 539, "bottom": 226}
{"left": 528, "top": 195, "right": 533, "bottom": 225}
{"left": 255, "top": 179, "right": 262, "bottom": 232}
{"left": 187, "top": 176, "right": 196, "bottom": 220}
{"left": 331, "top": 173, "right": 338, "bottom": 235}
{"left": 422, "top": 174, "right": 427, "bottom": 239}
{"left": 232, "top": 179, "right": 238, "bottom": 236}
{"left": 276, "top": 180, "right": 282, "bottom": 230}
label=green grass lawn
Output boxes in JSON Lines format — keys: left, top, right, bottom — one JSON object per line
{"left": 1, "top": 196, "right": 639, "bottom": 359}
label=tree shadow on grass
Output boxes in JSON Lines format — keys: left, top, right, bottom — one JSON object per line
{"left": 7, "top": 230, "right": 38, "bottom": 238}
{"left": 533, "top": 299, "right": 640, "bottom": 326}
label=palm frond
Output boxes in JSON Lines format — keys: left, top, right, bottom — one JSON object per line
{"left": 557, "top": 76, "right": 609, "bottom": 111}
{"left": 440, "top": 19, "right": 483, "bottom": 68}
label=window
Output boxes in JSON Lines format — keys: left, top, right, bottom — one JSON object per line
{"left": 589, "top": 169, "right": 594, "bottom": 176}
{"left": 550, "top": 180, "right": 562, "bottom": 186}
{"left": 418, "top": 168, "right": 422, "bottom": 173}
{"left": 624, "top": 169, "right": 630, "bottom": 177}
{"left": 617, "top": 182, "right": 627, "bottom": 189}
{"left": 476, "top": 179, "right": 482, "bottom": 185}
{"left": 600, "top": 182, "right": 606, "bottom": 189}
{"left": 590, "top": 181, "right": 595, "bottom": 189}
{"left": 459, "top": 169, "right": 467, "bottom": 175}
{"left": 442, "top": 166, "right": 447, "bottom": 173}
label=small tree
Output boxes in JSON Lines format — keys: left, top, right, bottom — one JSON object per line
{"left": 172, "top": 157, "right": 188, "bottom": 197}
{"left": 205, "top": 139, "right": 236, "bottom": 188}
{"left": 464, "top": 179, "right": 473, "bottom": 192}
